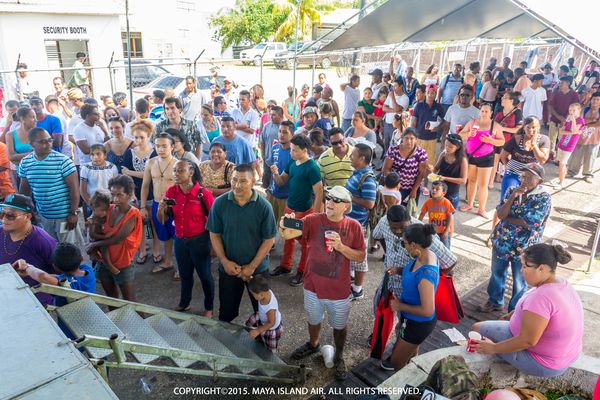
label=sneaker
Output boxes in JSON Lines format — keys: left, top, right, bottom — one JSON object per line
{"left": 549, "top": 178, "right": 560, "bottom": 185}
{"left": 478, "top": 301, "right": 504, "bottom": 313}
{"left": 553, "top": 183, "right": 566, "bottom": 191}
{"left": 422, "top": 187, "right": 430, "bottom": 196}
{"left": 334, "top": 357, "right": 347, "bottom": 380}
{"left": 380, "top": 356, "right": 394, "bottom": 371}
{"left": 270, "top": 265, "right": 292, "bottom": 278}
{"left": 290, "top": 271, "right": 303, "bottom": 286}
{"left": 291, "top": 341, "right": 321, "bottom": 360}
{"left": 350, "top": 287, "right": 364, "bottom": 301}
{"left": 367, "top": 333, "right": 372, "bottom": 348}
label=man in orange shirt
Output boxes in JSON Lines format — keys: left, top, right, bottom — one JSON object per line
{"left": 0, "top": 142, "right": 15, "bottom": 200}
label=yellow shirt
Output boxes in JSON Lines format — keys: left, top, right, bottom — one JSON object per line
{"left": 317, "top": 145, "right": 354, "bottom": 187}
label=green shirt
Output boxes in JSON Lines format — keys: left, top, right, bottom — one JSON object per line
{"left": 283, "top": 157, "right": 322, "bottom": 212}
{"left": 205, "top": 189, "right": 277, "bottom": 274}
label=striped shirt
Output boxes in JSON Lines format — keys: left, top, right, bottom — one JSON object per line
{"left": 18, "top": 151, "right": 77, "bottom": 219}
{"left": 149, "top": 105, "right": 164, "bottom": 121}
{"left": 345, "top": 167, "right": 377, "bottom": 227}
{"left": 317, "top": 145, "right": 354, "bottom": 187}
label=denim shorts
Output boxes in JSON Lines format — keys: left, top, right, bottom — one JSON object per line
{"left": 96, "top": 263, "right": 135, "bottom": 285}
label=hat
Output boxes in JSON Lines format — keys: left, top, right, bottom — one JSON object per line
{"left": 67, "top": 88, "right": 84, "bottom": 99}
{"left": 369, "top": 68, "right": 383, "bottom": 76}
{"left": 83, "top": 97, "right": 98, "bottom": 105}
{"left": 302, "top": 106, "right": 318, "bottom": 116}
{"left": 313, "top": 84, "right": 323, "bottom": 93}
{"left": 425, "top": 84, "right": 438, "bottom": 92}
{"left": 325, "top": 186, "right": 353, "bottom": 214}
{"left": 520, "top": 163, "right": 545, "bottom": 181}
{"left": 222, "top": 77, "right": 232, "bottom": 83}
{"left": 1, "top": 194, "right": 35, "bottom": 213}
{"left": 29, "top": 96, "right": 42, "bottom": 103}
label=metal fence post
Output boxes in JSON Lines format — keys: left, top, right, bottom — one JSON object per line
{"left": 588, "top": 218, "right": 600, "bottom": 273}
{"left": 312, "top": 55, "right": 316, "bottom": 86}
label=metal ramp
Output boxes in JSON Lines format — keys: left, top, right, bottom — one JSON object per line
{"left": 32, "top": 282, "right": 308, "bottom": 385}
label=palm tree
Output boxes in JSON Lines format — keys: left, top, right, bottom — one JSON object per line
{"left": 272, "top": 0, "right": 337, "bottom": 41}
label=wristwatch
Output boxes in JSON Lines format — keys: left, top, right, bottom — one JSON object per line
{"left": 68, "top": 210, "right": 78, "bottom": 216}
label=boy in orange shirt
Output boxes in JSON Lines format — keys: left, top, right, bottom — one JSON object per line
{"left": 419, "top": 181, "right": 454, "bottom": 249}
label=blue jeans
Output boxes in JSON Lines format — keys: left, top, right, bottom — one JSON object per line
{"left": 445, "top": 192, "right": 460, "bottom": 214}
{"left": 438, "top": 233, "right": 451, "bottom": 249}
{"left": 487, "top": 248, "right": 527, "bottom": 312}
{"left": 400, "top": 187, "right": 421, "bottom": 207}
{"left": 174, "top": 233, "right": 214, "bottom": 311}
{"left": 341, "top": 118, "right": 352, "bottom": 133}
{"left": 501, "top": 171, "right": 520, "bottom": 200}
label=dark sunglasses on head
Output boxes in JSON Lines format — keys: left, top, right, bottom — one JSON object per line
{"left": 0, "top": 211, "right": 25, "bottom": 221}
{"left": 330, "top": 139, "right": 344, "bottom": 146}
{"left": 325, "top": 194, "right": 346, "bottom": 203}
{"left": 105, "top": 113, "right": 118, "bottom": 118}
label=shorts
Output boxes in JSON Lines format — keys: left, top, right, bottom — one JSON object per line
{"left": 350, "top": 225, "right": 369, "bottom": 272}
{"left": 96, "top": 263, "right": 135, "bottom": 285}
{"left": 40, "top": 215, "right": 85, "bottom": 245}
{"left": 266, "top": 192, "right": 287, "bottom": 227}
{"left": 468, "top": 151, "right": 494, "bottom": 168}
{"left": 303, "top": 289, "right": 351, "bottom": 330}
{"left": 417, "top": 139, "right": 437, "bottom": 166}
{"left": 494, "top": 145, "right": 504, "bottom": 155}
{"left": 556, "top": 148, "right": 572, "bottom": 165}
{"left": 152, "top": 200, "right": 175, "bottom": 241}
{"left": 246, "top": 312, "right": 283, "bottom": 354}
{"left": 399, "top": 313, "right": 437, "bottom": 345}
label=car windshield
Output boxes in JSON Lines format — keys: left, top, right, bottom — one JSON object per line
{"left": 152, "top": 76, "right": 185, "bottom": 89}
{"left": 288, "top": 42, "right": 304, "bottom": 51}
{"left": 254, "top": 44, "right": 267, "bottom": 50}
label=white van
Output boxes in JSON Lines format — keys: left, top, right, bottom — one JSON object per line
{"left": 240, "top": 42, "right": 287, "bottom": 66}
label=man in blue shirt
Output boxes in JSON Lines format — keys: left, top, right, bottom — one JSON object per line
{"left": 437, "top": 63, "right": 464, "bottom": 113}
{"left": 206, "top": 164, "right": 277, "bottom": 323}
{"left": 29, "top": 96, "right": 64, "bottom": 153}
{"left": 260, "top": 106, "right": 284, "bottom": 188}
{"left": 213, "top": 96, "right": 230, "bottom": 123}
{"left": 266, "top": 121, "right": 293, "bottom": 223}
{"left": 345, "top": 144, "right": 377, "bottom": 300}
{"left": 212, "top": 117, "right": 256, "bottom": 169}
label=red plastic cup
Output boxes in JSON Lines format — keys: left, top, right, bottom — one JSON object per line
{"left": 409, "top": 109, "right": 413, "bottom": 116}
{"left": 325, "top": 230, "right": 336, "bottom": 252}
{"left": 455, "top": 125, "right": 462, "bottom": 133}
{"left": 467, "top": 331, "right": 482, "bottom": 353}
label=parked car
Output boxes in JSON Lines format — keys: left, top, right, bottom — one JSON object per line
{"left": 273, "top": 41, "right": 337, "bottom": 69}
{"left": 132, "top": 75, "right": 241, "bottom": 102}
{"left": 240, "top": 42, "right": 287, "bottom": 66}
{"left": 124, "top": 60, "right": 171, "bottom": 89}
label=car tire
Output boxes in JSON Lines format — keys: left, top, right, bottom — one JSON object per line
{"left": 286, "top": 59, "right": 295, "bottom": 70}
{"left": 320, "top": 58, "right": 331, "bottom": 69}
{"left": 242, "top": 61, "right": 250, "bottom": 66}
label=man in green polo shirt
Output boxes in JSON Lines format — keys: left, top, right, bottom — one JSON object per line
{"left": 206, "top": 164, "right": 277, "bottom": 323}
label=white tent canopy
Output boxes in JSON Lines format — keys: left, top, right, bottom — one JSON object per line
{"left": 320, "top": 0, "right": 598, "bottom": 57}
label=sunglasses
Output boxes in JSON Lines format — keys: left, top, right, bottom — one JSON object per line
{"left": 400, "top": 240, "right": 406, "bottom": 248}
{"left": 518, "top": 175, "right": 538, "bottom": 182}
{"left": 0, "top": 211, "right": 26, "bottom": 221}
{"left": 331, "top": 139, "right": 344, "bottom": 146}
{"left": 105, "top": 113, "right": 118, "bottom": 118}
{"left": 107, "top": 117, "right": 121, "bottom": 122}
{"left": 325, "top": 195, "right": 346, "bottom": 204}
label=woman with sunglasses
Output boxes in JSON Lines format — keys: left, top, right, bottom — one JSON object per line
{"left": 6, "top": 108, "right": 35, "bottom": 172}
{"left": 167, "top": 128, "right": 199, "bottom": 165}
{"left": 1, "top": 194, "right": 57, "bottom": 307}
{"left": 385, "top": 223, "right": 439, "bottom": 372}
{"left": 103, "top": 106, "right": 119, "bottom": 125}
{"left": 105, "top": 117, "right": 133, "bottom": 173}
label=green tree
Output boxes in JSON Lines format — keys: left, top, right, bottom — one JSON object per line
{"left": 272, "top": 0, "right": 337, "bottom": 41}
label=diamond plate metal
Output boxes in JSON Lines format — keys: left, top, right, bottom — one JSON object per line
{"left": 144, "top": 313, "right": 208, "bottom": 368}
{"left": 106, "top": 305, "right": 173, "bottom": 364}
{"left": 233, "top": 330, "right": 285, "bottom": 377}
{"left": 206, "top": 325, "right": 266, "bottom": 375}
{"left": 55, "top": 296, "right": 124, "bottom": 359}
{"left": 178, "top": 320, "right": 240, "bottom": 371}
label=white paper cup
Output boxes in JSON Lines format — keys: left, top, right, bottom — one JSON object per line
{"left": 321, "top": 344, "right": 334, "bottom": 368}
{"left": 467, "top": 331, "right": 482, "bottom": 352}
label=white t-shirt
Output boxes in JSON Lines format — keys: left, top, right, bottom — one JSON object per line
{"left": 444, "top": 104, "right": 480, "bottom": 134}
{"left": 231, "top": 107, "right": 259, "bottom": 148}
{"left": 80, "top": 162, "right": 119, "bottom": 197}
{"left": 342, "top": 85, "right": 360, "bottom": 119}
{"left": 542, "top": 72, "right": 559, "bottom": 87}
{"left": 73, "top": 122, "right": 107, "bottom": 165}
{"left": 520, "top": 86, "right": 547, "bottom": 120}
{"left": 384, "top": 93, "right": 409, "bottom": 124}
{"left": 379, "top": 185, "right": 403, "bottom": 204}
{"left": 258, "top": 290, "right": 281, "bottom": 330}
{"left": 68, "top": 114, "right": 83, "bottom": 165}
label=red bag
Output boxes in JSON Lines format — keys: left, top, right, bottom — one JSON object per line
{"left": 370, "top": 273, "right": 395, "bottom": 360}
{"left": 435, "top": 272, "right": 464, "bottom": 324}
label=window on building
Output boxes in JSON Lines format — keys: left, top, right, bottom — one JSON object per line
{"left": 179, "top": 29, "right": 189, "bottom": 38}
{"left": 177, "top": 1, "right": 195, "bottom": 12}
{"left": 121, "top": 32, "right": 143, "bottom": 58}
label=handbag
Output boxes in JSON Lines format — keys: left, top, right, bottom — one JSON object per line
{"left": 217, "top": 161, "right": 233, "bottom": 189}
{"left": 435, "top": 272, "right": 464, "bottom": 324}
{"left": 370, "top": 272, "right": 395, "bottom": 360}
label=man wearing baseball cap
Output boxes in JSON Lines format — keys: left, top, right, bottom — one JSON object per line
{"left": 212, "top": 76, "right": 239, "bottom": 113}
{"left": 482, "top": 162, "right": 551, "bottom": 313}
{"left": 369, "top": 68, "right": 386, "bottom": 99}
{"left": 278, "top": 185, "right": 366, "bottom": 381}
{"left": 294, "top": 105, "right": 319, "bottom": 135}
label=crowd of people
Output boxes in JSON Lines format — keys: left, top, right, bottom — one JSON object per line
{"left": 0, "top": 53, "right": 594, "bottom": 381}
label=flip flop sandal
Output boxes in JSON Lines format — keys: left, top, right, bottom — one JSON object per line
{"left": 172, "top": 305, "right": 191, "bottom": 312}
{"left": 174, "top": 271, "right": 181, "bottom": 281}
{"left": 460, "top": 205, "right": 474, "bottom": 212}
{"left": 153, "top": 254, "right": 163, "bottom": 263}
{"left": 136, "top": 254, "right": 148, "bottom": 264}
{"left": 151, "top": 265, "right": 174, "bottom": 274}
{"left": 478, "top": 210, "right": 490, "bottom": 219}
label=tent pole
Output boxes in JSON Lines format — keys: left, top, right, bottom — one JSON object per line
{"left": 483, "top": 43, "right": 488, "bottom": 68}
{"left": 292, "top": 0, "right": 300, "bottom": 102}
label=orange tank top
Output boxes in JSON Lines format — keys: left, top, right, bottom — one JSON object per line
{"left": 102, "top": 205, "right": 143, "bottom": 269}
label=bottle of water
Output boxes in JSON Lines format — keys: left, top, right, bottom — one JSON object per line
{"left": 140, "top": 378, "right": 152, "bottom": 394}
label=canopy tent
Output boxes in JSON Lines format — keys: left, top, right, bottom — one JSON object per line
{"left": 319, "top": 0, "right": 599, "bottom": 58}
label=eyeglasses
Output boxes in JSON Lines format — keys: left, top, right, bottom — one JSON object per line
{"left": 325, "top": 195, "right": 346, "bottom": 204}
{"left": 518, "top": 175, "right": 537, "bottom": 182}
{"left": 0, "top": 211, "right": 26, "bottom": 221}
{"left": 267, "top": 105, "right": 273, "bottom": 109}
{"left": 33, "top": 139, "right": 53, "bottom": 145}
{"left": 330, "top": 139, "right": 344, "bottom": 146}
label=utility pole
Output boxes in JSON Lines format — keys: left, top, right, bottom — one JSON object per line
{"left": 292, "top": 0, "right": 301, "bottom": 100}
{"left": 126, "top": 0, "right": 133, "bottom": 110}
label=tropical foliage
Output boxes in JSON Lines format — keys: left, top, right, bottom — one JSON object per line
{"left": 271, "top": 0, "right": 337, "bottom": 41}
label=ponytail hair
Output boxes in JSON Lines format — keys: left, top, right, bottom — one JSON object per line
{"left": 522, "top": 243, "right": 572, "bottom": 273}
{"left": 404, "top": 223, "right": 436, "bottom": 248}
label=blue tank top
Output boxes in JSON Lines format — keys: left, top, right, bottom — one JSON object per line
{"left": 203, "top": 126, "right": 220, "bottom": 156}
{"left": 12, "top": 130, "right": 32, "bottom": 154}
{"left": 400, "top": 257, "right": 439, "bottom": 322}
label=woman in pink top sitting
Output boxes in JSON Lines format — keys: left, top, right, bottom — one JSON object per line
{"left": 458, "top": 103, "right": 504, "bottom": 219}
{"left": 471, "top": 243, "right": 583, "bottom": 377}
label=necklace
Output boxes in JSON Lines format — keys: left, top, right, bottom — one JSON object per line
{"left": 158, "top": 157, "right": 174, "bottom": 181}
{"left": 4, "top": 225, "right": 32, "bottom": 255}
{"left": 203, "top": 118, "right": 216, "bottom": 130}
{"left": 174, "top": 150, "right": 186, "bottom": 160}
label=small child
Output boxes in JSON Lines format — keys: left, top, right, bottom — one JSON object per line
{"left": 379, "top": 172, "right": 403, "bottom": 208}
{"left": 246, "top": 275, "right": 282, "bottom": 354}
{"left": 85, "top": 192, "right": 118, "bottom": 274}
{"left": 419, "top": 181, "right": 455, "bottom": 249}
{"left": 80, "top": 143, "right": 118, "bottom": 214}
{"left": 372, "top": 90, "right": 387, "bottom": 133}
{"left": 314, "top": 103, "right": 333, "bottom": 142}
{"left": 554, "top": 103, "right": 584, "bottom": 189}
{"left": 12, "top": 242, "right": 95, "bottom": 340}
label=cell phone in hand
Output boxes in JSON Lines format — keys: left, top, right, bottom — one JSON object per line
{"left": 283, "top": 217, "right": 304, "bottom": 231}
{"left": 165, "top": 199, "right": 176, "bottom": 206}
